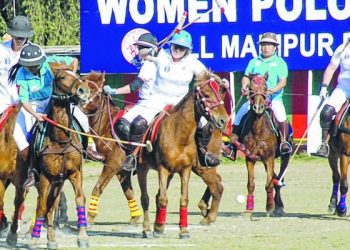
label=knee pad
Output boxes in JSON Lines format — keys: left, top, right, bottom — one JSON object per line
{"left": 130, "top": 115, "right": 148, "bottom": 136}
{"left": 320, "top": 104, "right": 336, "bottom": 129}
{"left": 115, "top": 118, "right": 130, "bottom": 141}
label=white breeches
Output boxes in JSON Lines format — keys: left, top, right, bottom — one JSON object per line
{"left": 327, "top": 85, "right": 350, "bottom": 112}
{"left": 13, "top": 99, "right": 50, "bottom": 151}
{"left": 234, "top": 99, "right": 287, "bottom": 126}
{"left": 71, "top": 105, "right": 89, "bottom": 132}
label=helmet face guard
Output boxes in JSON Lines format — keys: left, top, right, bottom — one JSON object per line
{"left": 8, "top": 15, "right": 34, "bottom": 38}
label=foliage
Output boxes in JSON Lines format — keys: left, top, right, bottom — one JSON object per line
{"left": 0, "top": 15, "right": 7, "bottom": 36}
{"left": 1, "top": 0, "right": 79, "bottom": 45}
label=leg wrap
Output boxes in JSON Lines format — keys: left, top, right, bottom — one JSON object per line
{"left": 267, "top": 191, "right": 274, "bottom": 207}
{"left": 332, "top": 183, "right": 339, "bottom": 198}
{"left": 18, "top": 204, "right": 25, "bottom": 221}
{"left": 31, "top": 217, "right": 45, "bottom": 238}
{"left": 246, "top": 194, "right": 254, "bottom": 211}
{"left": 128, "top": 199, "right": 142, "bottom": 217}
{"left": 179, "top": 207, "right": 188, "bottom": 228}
{"left": 156, "top": 207, "right": 167, "bottom": 225}
{"left": 88, "top": 195, "right": 99, "bottom": 215}
{"left": 338, "top": 194, "right": 347, "bottom": 212}
{"left": 77, "top": 206, "right": 87, "bottom": 228}
{"left": 0, "top": 209, "right": 3, "bottom": 223}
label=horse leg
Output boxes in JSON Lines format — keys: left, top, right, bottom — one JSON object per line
{"left": 263, "top": 158, "right": 275, "bottom": 216}
{"left": 337, "top": 155, "right": 349, "bottom": 217}
{"left": 274, "top": 154, "right": 289, "bottom": 216}
{"left": 137, "top": 164, "right": 151, "bottom": 238}
{"left": 196, "top": 169, "right": 223, "bottom": 225}
{"left": 153, "top": 166, "right": 170, "bottom": 237}
{"left": 328, "top": 148, "right": 340, "bottom": 215}
{"left": 68, "top": 171, "right": 89, "bottom": 248}
{"left": 0, "top": 181, "right": 9, "bottom": 237}
{"left": 245, "top": 160, "right": 256, "bottom": 214}
{"left": 179, "top": 168, "right": 192, "bottom": 239}
{"left": 117, "top": 170, "right": 142, "bottom": 225}
{"left": 198, "top": 187, "right": 211, "bottom": 218}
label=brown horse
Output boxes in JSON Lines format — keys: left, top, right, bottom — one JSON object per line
{"left": 80, "top": 72, "right": 142, "bottom": 224}
{"left": 81, "top": 72, "right": 224, "bottom": 227}
{"left": 327, "top": 101, "right": 350, "bottom": 216}
{"left": 137, "top": 70, "right": 228, "bottom": 239}
{"left": 6, "top": 62, "right": 91, "bottom": 249}
{"left": 240, "top": 73, "right": 291, "bottom": 216}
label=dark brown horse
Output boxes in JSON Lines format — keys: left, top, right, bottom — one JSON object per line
{"left": 240, "top": 73, "right": 291, "bottom": 216}
{"left": 81, "top": 72, "right": 142, "bottom": 224}
{"left": 327, "top": 101, "right": 350, "bottom": 216}
{"left": 6, "top": 63, "right": 91, "bottom": 249}
{"left": 81, "top": 72, "right": 224, "bottom": 227}
{"left": 137, "top": 70, "right": 228, "bottom": 239}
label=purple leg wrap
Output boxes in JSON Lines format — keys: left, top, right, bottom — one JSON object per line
{"left": 31, "top": 217, "right": 45, "bottom": 238}
{"left": 77, "top": 206, "right": 87, "bottom": 228}
{"left": 332, "top": 183, "right": 339, "bottom": 198}
{"left": 338, "top": 194, "right": 347, "bottom": 212}
{"left": 246, "top": 194, "right": 254, "bottom": 211}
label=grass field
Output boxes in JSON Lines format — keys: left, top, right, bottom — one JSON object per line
{"left": 1, "top": 155, "right": 350, "bottom": 249}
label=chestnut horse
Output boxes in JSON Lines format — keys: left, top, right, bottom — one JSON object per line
{"left": 81, "top": 72, "right": 224, "bottom": 227}
{"left": 327, "top": 101, "right": 350, "bottom": 217}
{"left": 81, "top": 72, "right": 142, "bottom": 224}
{"left": 6, "top": 63, "right": 91, "bottom": 249}
{"left": 240, "top": 73, "right": 291, "bottom": 216}
{"left": 137, "top": 70, "right": 228, "bottom": 239}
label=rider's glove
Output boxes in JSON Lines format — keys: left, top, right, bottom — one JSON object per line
{"left": 319, "top": 83, "right": 328, "bottom": 99}
{"left": 103, "top": 85, "right": 116, "bottom": 95}
{"left": 147, "top": 47, "right": 158, "bottom": 57}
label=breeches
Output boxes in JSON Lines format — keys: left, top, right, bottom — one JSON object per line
{"left": 233, "top": 99, "right": 287, "bottom": 126}
{"left": 327, "top": 86, "right": 350, "bottom": 113}
{"left": 72, "top": 105, "right": 89, "bottom": 132}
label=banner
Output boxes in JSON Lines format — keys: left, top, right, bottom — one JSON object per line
{"left": 81, "top": 0, "right": 350, "bottom": 73}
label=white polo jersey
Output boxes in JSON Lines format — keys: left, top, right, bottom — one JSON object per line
{"left": 138, "top": 60, "right": 156, "bottom": 100}
{"left": 331, "top": 42, "right": 350, "bottom": 88}
{"left": 0, "top": 40, "right": 20, "bottom": 113}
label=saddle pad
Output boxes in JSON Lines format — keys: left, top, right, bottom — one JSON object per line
{"left": 335, "top": 100, "right": 349, "bottom": 128}
{"left": 0, "top": 105, "right": 16, "bottom": 133}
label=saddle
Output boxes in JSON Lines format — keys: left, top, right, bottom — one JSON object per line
{"left": 333, "top": 100, "right": 350, "bottom": 136}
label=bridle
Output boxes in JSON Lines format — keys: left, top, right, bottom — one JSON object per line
{"left": 195, "top": 77, "right": 225, "bottom": 128}
{"left": 247, "top": 75, "right": 270, "bottom": 113}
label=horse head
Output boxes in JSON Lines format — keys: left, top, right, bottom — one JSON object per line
{"left": 50, "top": 62, "right": 91, "bottom": 105}
{"left": 195, "top": 70, "right": 228, "bottom": 130}
{"left": 248, "top": 72, "right": 269, "bottom": 115}
{"left": 81, "top": 71, "right": 106, "bottom": 113}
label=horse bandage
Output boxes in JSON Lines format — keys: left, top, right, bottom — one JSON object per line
{"left": 88, "top": 195, "right": 99, "bottom": 215}
{"left": 128, "top": 199, "right": 142, "bottom": 217}
{"left": 179, "top": 207, "right": 188, "bottom": 228}
{"left": 77, "top": 206, "right": 87, "bottom": 228}
{"left": 31, "top": 217, "right": 44, "bottom": 238}
{"left": 156, "top": 207, "right": 167, "bottom": 225}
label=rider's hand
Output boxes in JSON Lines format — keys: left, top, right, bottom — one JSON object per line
{"left": 103, "top": 85, "right": 116, "bottom": 95}
{"left": 147, "top": 47, "right": 158, "bottom": 57}
{"left": 34, "top": 113, "right": 47, "bottom": 122}
{"left": 319, "top": 84, "right": 328, "bottom": 99}
{"left": 241, "top": 87, "right": 248, "bottom": 96}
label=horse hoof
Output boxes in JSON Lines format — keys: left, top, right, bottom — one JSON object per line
{"left": 153, "top": 230, "right": 164, "bottom": 238}
{"left": 336, "top": 207, "right": 347, "bottom": 217}
{"left": 179, "top": 232, "right": 190, "bottom": 239}
{"left": 142, "top": 230, "right": 153, "bottom": 238}
{"left": 87, "top": 216, "right": 95, "bottom": 225}
{"left": 273, "top": 207, "right": 285, "bottom": 217}
{"left": 6, "top": 231, "right": 18, "bottom": 247}
{"left": 47, "top": 241, "right": 58, "bottom": 249}
{"left": 77, "top": 239, "right": 90, "bottom": 248}
{"left": 129, "top": 216, "right": 140, "bottom": 225}
{"left": 200, "top": 218, "right": 210, "bottom": 225}
{"left": 0, "top": 223, "right": 10, "bottom": 237}
{"left": 328, "top": 197, "right": 337, "bottom": 215}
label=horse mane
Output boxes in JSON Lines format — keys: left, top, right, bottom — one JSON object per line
{"left": 49, "top": 61, "right": 73, "bottom": 73}
{"left": 194, "top": 70, "right": 222, "bottom": 88}
{"left": 83, "top": 71, "right": 104, "bottom": 83}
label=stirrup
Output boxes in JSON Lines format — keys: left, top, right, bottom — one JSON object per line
{"left": 279, "top": 141, "right": 292, "bottom": 154}
{"left": 122, "top": 155, "right": 137, "bottom": 172}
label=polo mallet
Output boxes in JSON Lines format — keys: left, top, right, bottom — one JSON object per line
{"left": 273, "top": 96, "right": 326, "bottom": 187}
{"left": 181, "top": 0, "right": 225, "bottom": 30}
{"left": 157, "top": 11, "right": 188, "bottom": 50}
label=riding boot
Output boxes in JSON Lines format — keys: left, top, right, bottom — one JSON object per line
{"left": 86, "top": 145, "right": 105, "bottom": 162}
{"left": 122, "top": 116, "right": 147, "bottom": 172}
{"left": 221, "top": 125, "right": 239, "bottom": 161}
{"left": 279, "top": 121, "right": 292, "bottom": 154}
{"left": 196, "top": 123, "right": 220, "bottom": 167}
{"left": 313, "top": 129, "right": 330, "bottom": 158}
{"left": 20, "top": 147, "right": 36, "bottom": 188}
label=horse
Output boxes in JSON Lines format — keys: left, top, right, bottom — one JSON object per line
{"left": 6, "top": 62, "right": 91, "bottom": 249}
{"left": 81, "top": 72, "right": 225, "bottom": 227}
{"left": 136, "top": 70, "right": 228, "bottom": 239}
{"left": 238, "top": 73, "right": 291, "bottom": 216}
{"left": 327, "top": 101, "right": 350, "bottom": 217}
{"left": 79, "top": 72, "right": 142, "bottom": 225}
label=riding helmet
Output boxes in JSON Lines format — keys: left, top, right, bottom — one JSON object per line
{"left": 18, "top": 43, "right": 46, "bottom": 66}
{"left": 134, "top": 33, "right": 158, "bottom": 49}
{"left": 7, "top": 15, "right": 34, "bottom": 38}
{"left": 258, "top": 32, "right": 279, "bottom": 45}
{"left": 168, "top": 30, "right": 193, "bottom": 50}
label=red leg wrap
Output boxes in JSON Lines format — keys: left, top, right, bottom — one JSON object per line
{"left": 179, "top": 207, "right": 188, "bottom": 228}
{"left": 246, "top": 194, "right": 254, "bottom": 211}
{"left": 156, "top": 207, "right": 167, "bottom": 225}
{"left": 18, "top": 204, "right": 25, "bottom": 220}
{"left": 267, "top": 191, "right": 274, "bottom": 207}
{"left": 0, "top": 209, "right": 3, "bottom": 223}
